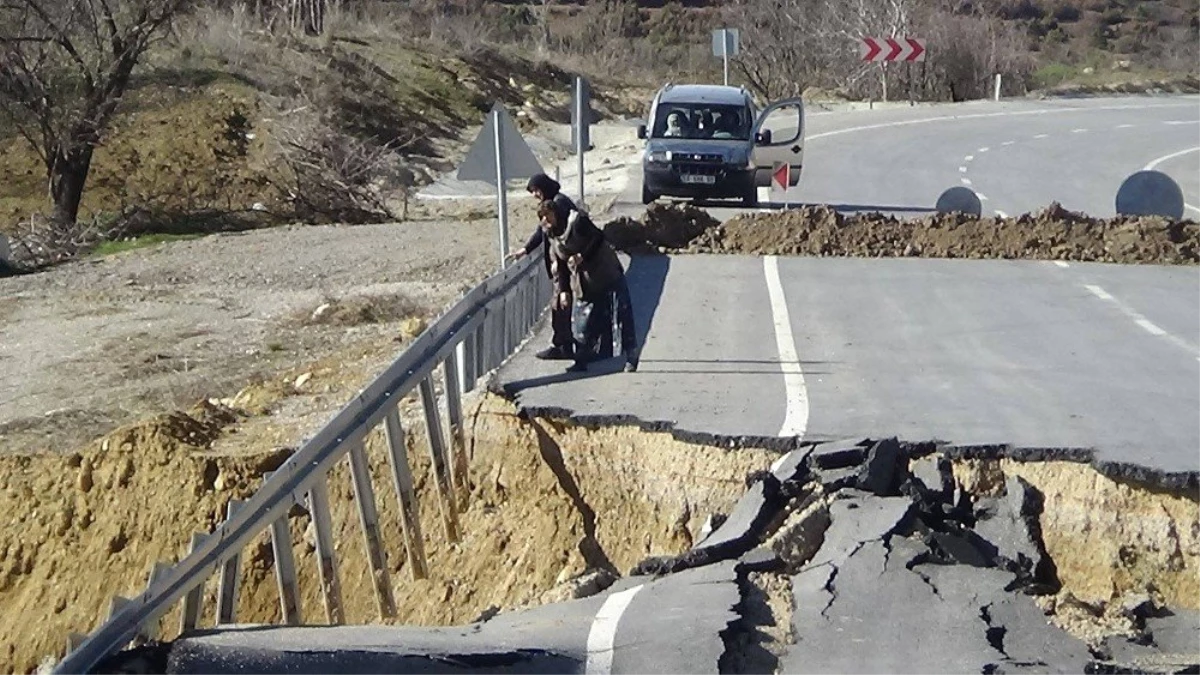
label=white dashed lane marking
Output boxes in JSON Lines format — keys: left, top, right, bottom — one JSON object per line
{"left": 1084, "top": 284, "right": 1200, "bottom": 358}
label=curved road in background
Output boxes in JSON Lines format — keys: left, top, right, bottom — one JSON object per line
{"left": 504, "top": 95, "right": 1200, "bottom": 475}
{"left": 611, "top": 95, "right": 1200, "bottom": 221}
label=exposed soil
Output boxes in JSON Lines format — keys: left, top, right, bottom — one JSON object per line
{"left": 605, "top": 203, "right": 1200, "bottom": 265}
{"left": 3, "top": 393, "right": 773, "bottom": 674}
{"left": 603, "top": 202, "right": 719, "bottom": 253}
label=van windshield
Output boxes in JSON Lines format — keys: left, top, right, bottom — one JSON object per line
{"left": 651, "top": 103, "right": 752, "bottom": 141}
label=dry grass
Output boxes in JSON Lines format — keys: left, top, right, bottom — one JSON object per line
{"left": 295, "top": 291, "right": 426, "bottom": 328}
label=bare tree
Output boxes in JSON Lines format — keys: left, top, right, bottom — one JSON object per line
{"left": 0, "top": 0, "right": 191, "bottom": 226}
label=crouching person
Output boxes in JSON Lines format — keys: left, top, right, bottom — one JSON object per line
{"left": 537, "top": 200, "right": 639, "bottom": 373}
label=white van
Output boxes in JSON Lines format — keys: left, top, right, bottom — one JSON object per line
{"left": 636, "top": 83, "right": 804, "bottom": 206}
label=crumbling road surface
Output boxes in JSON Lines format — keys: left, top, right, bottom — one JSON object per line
{"left": 120, "top": 434, "right": 1198, "bottom": 674}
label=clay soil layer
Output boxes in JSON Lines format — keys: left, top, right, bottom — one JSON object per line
{"left": 0, "top": 393, "right": 771, "bottom": 674}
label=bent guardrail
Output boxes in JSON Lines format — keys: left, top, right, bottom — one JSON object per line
{"left": 54, "top": 254, "right": 551, "bottom": 674}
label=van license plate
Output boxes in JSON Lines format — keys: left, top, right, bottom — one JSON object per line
{"left": 681, "top": 174, "right": 716, "bottom": 185}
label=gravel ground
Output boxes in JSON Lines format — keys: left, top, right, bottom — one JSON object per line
{"left": 0, "top": 121, "right": 643, "bottom": 457}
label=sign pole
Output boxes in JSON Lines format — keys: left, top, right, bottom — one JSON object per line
{"left": 575, "top": 76, "right": 585, "bottom": 211}
{"left": 722, "top": 31, "right": 730, "bottom": 86}
{"left": 492, "top": 108, "right": 509, "bottom": 271}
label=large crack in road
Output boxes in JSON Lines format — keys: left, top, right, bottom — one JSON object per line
{"left": 74, "top": 394, "right": 1199, "bottom": 674}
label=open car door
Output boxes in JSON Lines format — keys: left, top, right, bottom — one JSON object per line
{"left": 750, "top": 97, "right": 804, "bottom": 187}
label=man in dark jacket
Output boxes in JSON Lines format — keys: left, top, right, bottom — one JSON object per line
{"left": 537, "top": 200, "right": 639, "bottom": 373}
{"left": 507, "top": 173, "right": 577, "bottom": 360}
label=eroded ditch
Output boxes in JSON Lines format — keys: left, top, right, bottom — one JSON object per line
{"left": 5, "top": 392, "right": 1198, "bottom": 674}
{"left": 3, "top": 393, "right": 771, "bottom": 674}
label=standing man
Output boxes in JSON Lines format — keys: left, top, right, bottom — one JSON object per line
{"left": 508, "top": 173, "right": 578, "bottom": 360}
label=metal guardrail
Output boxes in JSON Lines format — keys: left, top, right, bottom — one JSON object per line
{"left": 54, "top": 254, "right": 551, "bottom": 674}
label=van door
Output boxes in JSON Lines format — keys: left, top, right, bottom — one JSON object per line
{"left": 750, "top": 97, "right": 804, "bottom": 187}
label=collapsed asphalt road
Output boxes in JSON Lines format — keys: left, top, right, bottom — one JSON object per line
{"left": 100, "top": 432, "right": 1199, "bottom": 675}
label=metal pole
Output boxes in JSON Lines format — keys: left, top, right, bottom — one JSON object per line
{"left": 576, "top": 76, "right": 585, "bottom": 212}
{"left": 723, "top": 31, "right": 730, "bottom": 86}
{"left": 494, "top": 108, "right": 509, "bottom": 270}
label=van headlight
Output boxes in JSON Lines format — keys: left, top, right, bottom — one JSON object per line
{"left": 647, "top": 150, "right": 671, "bottom": 164}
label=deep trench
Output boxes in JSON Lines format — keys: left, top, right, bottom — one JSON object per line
{"left": 88, "top": 395, "right": 1199, "bottom": 674}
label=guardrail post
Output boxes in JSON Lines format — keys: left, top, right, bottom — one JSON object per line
{"left": 308, "top": 478, "right": 344, "bottom": 624}
{"left": 179, "top": 533, "right": 207, "bottom": 635}
{"left": 66, "top": 633, "right": 86, "bottom": 653}
{"left": 383, "top": 409, "right": 429, "bottom": 579}
{"left": 268, "top": 513, "right": 303, "bottom": 625}
{"left": 462, "top": 330, "right": 477, "bottom": 393}
{"left": 216, "top": 500, "right": 245, "bottom": 625}
{"left": 346, "top": 441, "right": 397, "bottom": 617}
{"left": 442, "top": 352, "right": 471, "bottom": 504}
{"left": 419, "top": 375, "right": 461, "bottom": 542}
{"left": 262, "top": 473, "right": 303, "bottom": 626}
{"left": 136, "top": 562, "right": 171, "bottom": 643}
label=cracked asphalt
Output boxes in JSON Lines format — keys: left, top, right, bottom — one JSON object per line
{"left": 105, "top": 97, "right": 1200, "bottom": 674}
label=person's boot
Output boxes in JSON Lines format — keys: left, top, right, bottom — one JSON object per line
{"left": 536, "top": 345, "right": 574, "bottom": 360}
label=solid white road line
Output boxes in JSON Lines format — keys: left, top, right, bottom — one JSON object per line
{"left": 1143, "top": 146, "right": 1200, "bottom": 171}
{"left": 585, "top": 584, "right": 645, "bottom": 675}
{"left": 1117, "top": 123, "right": 1135, "bottom": 129}
{"left": 763, "top": 256, "right": 810, "bottom": 439}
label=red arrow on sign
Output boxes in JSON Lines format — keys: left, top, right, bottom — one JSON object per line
{"left": 861, "top": 37, "right": 882, "bottom": 62}
{"left": 906, "top": 38, "right": 925, "bottom": 61}
{"left": 772, "top": 163, "right": 789, "bottom": 190}
{"left": 885, "top": 38, "right": 904, "bottom": 61}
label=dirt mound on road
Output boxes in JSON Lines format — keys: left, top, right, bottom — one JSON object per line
{"left": 684, "top": 204, "right": 1198, "bottom": 264}
{"left": 604, "top": 203, "right": 719, "bottom": 253}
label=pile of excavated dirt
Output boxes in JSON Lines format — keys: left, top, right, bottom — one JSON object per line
{"left": 4, "top": 393, "right": 771, "bottom": 674}
{"left": 603, "top": 202, "right": 719, "bottom": 253}
{"left": 674, "top": 204, "right": 1199, "bottom": 264}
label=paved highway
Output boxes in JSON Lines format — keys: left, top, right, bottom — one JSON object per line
{"left": 161, "top": 564, "right": 738, "bottom": 674}
{"left": 611, "top": 95, "right": 1200, "bottom": 221}
{"left": 501, "top": 95, "right": 1200, "bottom": 475}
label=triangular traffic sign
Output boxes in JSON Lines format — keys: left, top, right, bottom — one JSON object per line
{"left": 456, "top": 103, "right": 544, "bottom": 185}
{"left": 770, "top": 162, "right": 789, "bottom": 204}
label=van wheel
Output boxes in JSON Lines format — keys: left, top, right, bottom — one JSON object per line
{"left": 641, "top": 184, "right": 657, "bottom": 205}
{"left": 741, "top": 186, "right": 758, "bottom": 208}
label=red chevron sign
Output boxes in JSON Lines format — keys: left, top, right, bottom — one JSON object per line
{"left": 861, "top": 37, "right": 926, "bottom": 62}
